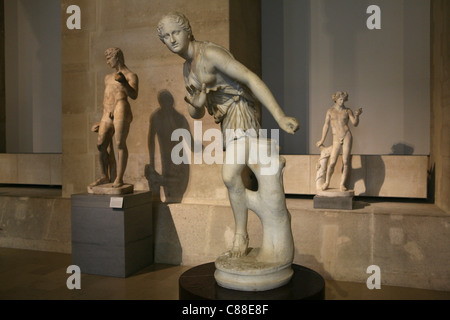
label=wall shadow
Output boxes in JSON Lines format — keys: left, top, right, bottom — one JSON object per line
{"left": 283, "top": 0, "right": 311, "bottom": 155}
{"left": 348, "top": 144, "right": 414, "bottom": 199}
{"left": 261, "top": 0, "right": 310, "bottom": 155}
{"left": 347, "top": 155, "right": 363, "bottom": 193}
{"left": 347, "top": 155, "right": 385, "bottom": 200}
{"left": 390, "top": 142, "right": 414, "bottom": 155}
{"left": 347, "top": 155, "right": 369, "bottom": 209}
{"left": 427, "top": 163, "right": 435, "bottom": 203}
{"left": 152, "top": 202, "right": 183, "bottom": 266}
{"left": 146, "top": 89, "right": 190, "bottom": 203}
{"left": 145, "top": 90, "right": 192, "bottom": 266}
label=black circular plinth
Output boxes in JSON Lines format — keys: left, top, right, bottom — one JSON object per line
{"left": 179, "top": 263, "right": 325, "bottom": 300}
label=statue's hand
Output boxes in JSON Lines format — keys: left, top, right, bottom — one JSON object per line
{"left": 316, "top": 140, "right": 324, "bottom": 148}
{"left": 91, "top": 123, "right": 100, "bottom": 133}
{"left": 279, "top": 116, "right": 299, "bottom": 135}
{"left": 355, "top": 108, "right": 363, "bottom": 116}
{"left": 185, "top": 83, "right": 207, "bottom": 109}
{"left": 115, "top": 72, "right": 127, "bottom": 84}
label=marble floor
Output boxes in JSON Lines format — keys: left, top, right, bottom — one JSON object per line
{"left": 0, "top": 247, "right": 449, "bottom": 301}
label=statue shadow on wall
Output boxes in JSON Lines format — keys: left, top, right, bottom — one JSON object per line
{"left": 390, "top": 142, "right": 414, "bottom": 155}
{"left": 146, "top": 89, "right": 191, "bottom": 203}
{"left": 389, "top": 144, "right": 434, "bottom": 203}
{"left": 346, "top": 155, "right": 385, "bottom": 208}
{"left": 347, "top": 143, "right": 415, "bottom": 206}
{"left": 145, "top": 89, "right": 192, "bottom": 265}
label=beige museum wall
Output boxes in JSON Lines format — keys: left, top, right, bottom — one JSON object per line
{"left": 154, "top": 200, "right": 450, "bottom": 291}
{"left": 1, "top": 0, "right": 446, "bottom": 291}
{"left": 0, "top": 0, "right": 4, "bottom": 153}
{"left": 61, "top": 0, "right": 430, "bottom": 202}
{"left": 61, "top": 0, "right": 261, "bottom": 199}
{"left": 431, "top": 0, "right": 450, "bottom": 214}
{"left": 283, "top": 155, "right": 428, "bottom": 199}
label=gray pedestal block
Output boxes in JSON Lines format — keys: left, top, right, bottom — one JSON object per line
{"left": 71, "top": 191, "right": 153, "bottom": 278}
{"left": 313, "top": 195, "right": 354, "bottom": 210}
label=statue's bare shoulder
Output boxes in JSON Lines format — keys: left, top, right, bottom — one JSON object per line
{"left": 202, "top": 42, "right": 235, "bottom": 67}
{"left": 123, "top": 68, "right": 138, "bottom": 82}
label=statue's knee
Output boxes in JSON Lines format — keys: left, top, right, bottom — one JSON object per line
{"left": 97, "top": 144, "right": 106, "bottom": 152}
{"left": 222, "top": 172, "right": 242, "bottom": 192}
{"left": 222, "top": 172, "right": 235, "bottom": 189}
{"left": 115, "top": 141, "right": 127, "bottom": 150}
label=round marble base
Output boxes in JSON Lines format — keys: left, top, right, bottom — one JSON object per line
{"left": 214, "top": 248, "right": 294, "bottom": 292}
{"left": 316, "top": 188, "right": 354, "bottom": 197}
{"left": 87, "top": 183, "right": 134, "bottom": 195}
{"left": 179, "top": 262, "right": 325, "bottom": 300}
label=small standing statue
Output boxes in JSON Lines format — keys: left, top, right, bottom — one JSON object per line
{"left": 158, "top": 12, "right": 299, "bottom": 291}
{"left": 88, "top": 47, "right": 139, "bottom": 194}
{"left": 316, "top": 91, "right": 362, "bottom": 192}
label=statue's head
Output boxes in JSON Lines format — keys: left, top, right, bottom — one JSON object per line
{"left": 104, "top": 47, "right": 124, "bottom": 67}
{"left": 332, "top": 91, "right": 348, "bottom": 102}
{"left": 157, "top": 12, "right": 195, "bottom": 43}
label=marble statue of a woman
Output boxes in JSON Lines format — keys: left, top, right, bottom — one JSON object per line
{"left": 158, "top": 12, "right": 299, "bottom": 291}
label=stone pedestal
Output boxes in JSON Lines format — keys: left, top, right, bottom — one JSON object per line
{"left": 71, "top": 191, "right": 153, "bottom": 278}
{"left": 87, "top": 183, "right": 134, "bottom": 195}
{"left": 214, "top": 248, "right": 293, "bottom": 292}
{"left": 314, "top": 189, "right": 354, "bottom": 210}
{"left": 179, "top": 262, "right": 325, "bottom": 300}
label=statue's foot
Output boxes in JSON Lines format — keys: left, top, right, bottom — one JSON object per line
{"left": 340, "top": 185, "right": 348, "bottom": 192}
{"left": 229, "top": 233, "right": 249, "bottom": 258}
{"left": 112, "top": 179, "right": 124, "bottom": 188}
{"left": 89, "top": 177, "right": 109, "bottom": 187}
{"left": 321, "top": 182, "right": 329, "bottom": 191}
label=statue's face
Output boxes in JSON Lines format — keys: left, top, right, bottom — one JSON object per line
{"left": 336, "top": 97, "right": 345, "bottom": 107}
{"left": 106, "top": 54, "right": 119, "bottom": 69}
{"left": 159, "top": 18, "right": 189, "bottom": 54}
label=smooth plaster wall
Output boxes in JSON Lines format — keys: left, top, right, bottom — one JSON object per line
{"left": 262, "top": 0, "right": 430, "bottom": 156}
{"left": 4, "top": 0, "right": 62, "bottom": 153}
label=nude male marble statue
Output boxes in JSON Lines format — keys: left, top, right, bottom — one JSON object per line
{"left": 316, "top": 91, "right": 362, "bottom": 192}
{"left": 89, "top": 47, "right": 138, "bottom": 192}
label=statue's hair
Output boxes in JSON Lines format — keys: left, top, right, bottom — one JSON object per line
{"left": 332, "top": 91, "right": 349, "bottom": 102}
{"left": 104, "top": 47, "right": 124, "bottom": 64}
{"left": 157, "top": 12, "right": 195, "bottom": 42}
